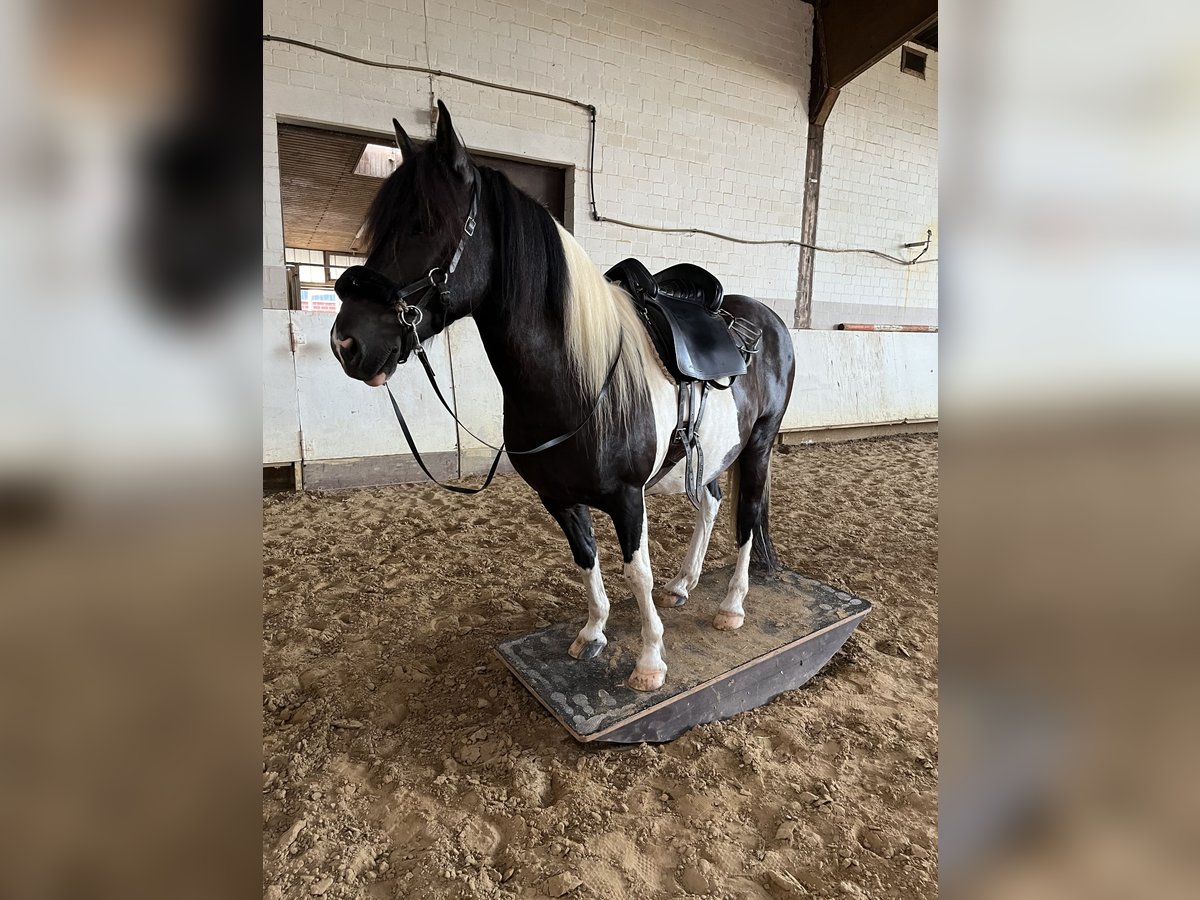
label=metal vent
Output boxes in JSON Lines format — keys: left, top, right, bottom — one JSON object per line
{"left": 901, "top": 45, "right": 927, "bottom": 79}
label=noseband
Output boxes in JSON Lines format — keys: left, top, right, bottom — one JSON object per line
{"left": 333, "top": 173, "right": 623, "bottom": 495}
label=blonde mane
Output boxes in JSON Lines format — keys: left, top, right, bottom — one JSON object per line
{"left": 555, "top": 223, "right": 655, "bottom": 437}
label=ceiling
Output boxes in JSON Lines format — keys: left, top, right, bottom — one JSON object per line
{"left": 277, "top": 123, "right": 569, "bottom": 254}
{"left": 912, "top": 21, "right": 938, "bottom": 52}
{"left": 278, "top": 124, "right": 386, "bottom": 253}
{"left": 809, "top": 1, "right": 937, "bottom": 122}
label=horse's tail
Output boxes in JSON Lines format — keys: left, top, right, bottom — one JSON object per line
{"left": 727, "top": 454, "right": 780, "bottom": 574}
{"left": 750, "top": 457, "right": 780, "bottom": 573}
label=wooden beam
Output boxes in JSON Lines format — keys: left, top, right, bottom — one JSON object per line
{"left": 822, "top": 0, "right": 937, "bottom": 91}
{"left": 811, "top": 85, "right": 840, "bottom": 128}
{"left": 778, "top": 420, "right": 938, "bottom": 445}
{"left": 302, "top": 451, "right": 458, "bottom": 491}
{"left": 797, "top": 3, "right": 937, "bottom": 328}
{"left": 807, "top": 1, "right": 839, "bottom": 127}
{"left": 794, "top": 122, "right": 825, "bottom": 329}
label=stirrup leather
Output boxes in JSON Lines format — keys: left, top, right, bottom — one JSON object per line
{"left": 677, "top": 381, "right": 710, "bottom": 510}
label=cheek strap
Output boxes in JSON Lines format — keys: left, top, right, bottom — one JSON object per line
{"left": 335, "top": 175, "right": 480, "bottom": 329}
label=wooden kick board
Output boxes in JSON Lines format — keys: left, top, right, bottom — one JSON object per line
{"left": 495, "top": 565, "right": 871, "bottom": 743}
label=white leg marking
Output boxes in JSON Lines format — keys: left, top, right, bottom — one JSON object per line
{"left": 569, "top": 561, "right": 610, "bottom": 659}
{"left": 714, "top": 537, "right": 753, "bottom": 631}
{"left": 625, "top": 506, "right": 668, "bottom": 691}
{"left": 658, "top": 486, "right": 720, "bottom": 607}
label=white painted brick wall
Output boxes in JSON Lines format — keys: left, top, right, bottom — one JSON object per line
{"left": 263, "top": 3, "right": 937, "bottom": 329}
{"left": 263, "top": 0, "right": 812, "bottom": 323}
{"left": 811, "top": 46, "right": 938, "bottom": 329}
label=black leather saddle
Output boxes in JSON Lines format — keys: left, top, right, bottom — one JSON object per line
{"left": 606, "top": 258, "right": 747, "bottom": 383}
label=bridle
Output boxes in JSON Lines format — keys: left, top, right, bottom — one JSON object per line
{"left": 389, "top": 176, "right": 479, "bottom": 340}
{"left": 334, "top": 172, "right": 623, "bottom": 495}
{"left": 334, "top": 175, "right": 480, "bottom": 354}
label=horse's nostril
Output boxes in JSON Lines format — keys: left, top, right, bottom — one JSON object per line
{"left": 335, "top": 335, "right": 359, "bottom": 363}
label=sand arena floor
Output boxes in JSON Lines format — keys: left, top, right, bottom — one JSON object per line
{"left": 263, "top": 434, "right": 938, "bottom": 899}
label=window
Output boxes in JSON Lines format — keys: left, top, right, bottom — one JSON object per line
{"left": 901, "top": 46, "right": 927, "bottom": 79}
{"left": 327, "top": 253, "right": 363, "bottom": 283}
{"left": 285, "top": 248, "right": 366, "bottom": 312}
{"left": 284, "top": 247, "right": 327, "bottom": 285}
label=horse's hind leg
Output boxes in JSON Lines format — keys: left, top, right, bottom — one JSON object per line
{"left": 609, "top": 489, "right": 668, "bottom": 691}
{"left": 715, "top": 430, "right": 778, "bottom": 631}
{"left": 543, "top": 500, "right": 609, "bottom": 660}
{"left": 714, "top": 540, "right": 752, "bottom": 631}
{"left": 656, "top": 480, "right": 721, "bottom": 608}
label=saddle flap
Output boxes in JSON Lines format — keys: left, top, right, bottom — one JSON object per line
{"left": 645, "top": 295, "right": 748, "bottom": 382}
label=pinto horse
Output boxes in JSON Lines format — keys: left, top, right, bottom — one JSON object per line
{"left": 331, "top": 102, "right": 795, "bottom": 692}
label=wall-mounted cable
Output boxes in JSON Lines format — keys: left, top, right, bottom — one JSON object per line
{"left": 420, "top": 0, "right": 436, "bottom": 137}
{"left": 263, "top": 35, "right": 937, "bottom": 266}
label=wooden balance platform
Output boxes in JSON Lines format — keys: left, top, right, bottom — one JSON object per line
{"left": 496, "top": 565, "right": 871, "bottom": 743}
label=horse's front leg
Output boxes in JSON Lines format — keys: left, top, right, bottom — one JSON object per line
{"left": 543, "top": 500, "right": 609, "bottom": 659}
{"left": 656, "top": 480, "right": 721, "bottom": 608}
{"left": 611, "top": 490, "right": 667, "bottom": 691}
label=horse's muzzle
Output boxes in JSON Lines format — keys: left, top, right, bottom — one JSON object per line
{"left": 331, "top": 323, "right": 402, "bottom": 386}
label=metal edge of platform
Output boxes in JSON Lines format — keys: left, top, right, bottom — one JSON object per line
{"left": 496, "top": 604, "right": 870, "bottom": 744}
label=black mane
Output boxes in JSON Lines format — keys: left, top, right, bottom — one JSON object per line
{"left": 478, "top": 166, "right": 567, "bottom": 323}
{"left": 362, "top": 148, "right": 462, "bottom": 260}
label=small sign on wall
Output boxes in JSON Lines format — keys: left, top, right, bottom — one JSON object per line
{"left": 299, "top": 289, "right": 339, "bottom": 313}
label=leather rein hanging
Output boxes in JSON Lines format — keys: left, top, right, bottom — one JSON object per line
{"left": 377, "top": 177, "right": 624, "bottom": 495}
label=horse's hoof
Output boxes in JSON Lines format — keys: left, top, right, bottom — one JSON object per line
{"left": 654, "top": 589, "right": 687, "bottom": 609}
{"left": 568, "top": 637, "right": 607, "bottom": 660}
{"left": 712, "top": 611, "right": 745, "bottom": 631}
{"left": 627, "top": 666, "right": 667, "bottom": 692}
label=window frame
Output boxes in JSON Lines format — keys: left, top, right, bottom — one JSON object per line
{"left": 284, "top": 248, "right": 366, "bottom": 289}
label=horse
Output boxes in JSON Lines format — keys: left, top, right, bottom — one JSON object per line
{"left": 330, "top": 101, "right": 795, "bottom": 692}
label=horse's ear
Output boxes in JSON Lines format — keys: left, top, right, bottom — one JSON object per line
{"left": 434, "top": 100, "right": 471, "bottom": 177}
{"left": 392, "top": 118, "right": 416, "bottom": 159}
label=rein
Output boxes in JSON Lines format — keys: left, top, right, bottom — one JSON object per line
{"left": 384, "top": 339, "right": 623, "bottom": 494}
{"left": 369, "top": 175, "right": 624, "bottom": 495}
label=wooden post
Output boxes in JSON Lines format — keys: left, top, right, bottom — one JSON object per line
{"left": 793, "top": 0, "right": 934, "bottom": 330}
{"left": 794, "top": 120, "right": 825, "bottom": 330}
{"left": 795, "top": 2, "right": 839, "bottom": 331}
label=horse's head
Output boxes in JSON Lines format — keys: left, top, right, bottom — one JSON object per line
{"left": 331, "top": 101, "right": 488, "bottom": 386}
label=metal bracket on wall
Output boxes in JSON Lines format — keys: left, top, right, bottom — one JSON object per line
{"left": 289, "top": 322, "right": 306, "bottom": 353}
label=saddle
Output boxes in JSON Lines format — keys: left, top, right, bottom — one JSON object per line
{"left": 606, "top": 258, "right": 763, "bottom": 509}
{"left": 606, "top": 258, "right": 750, "bottom": 383}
